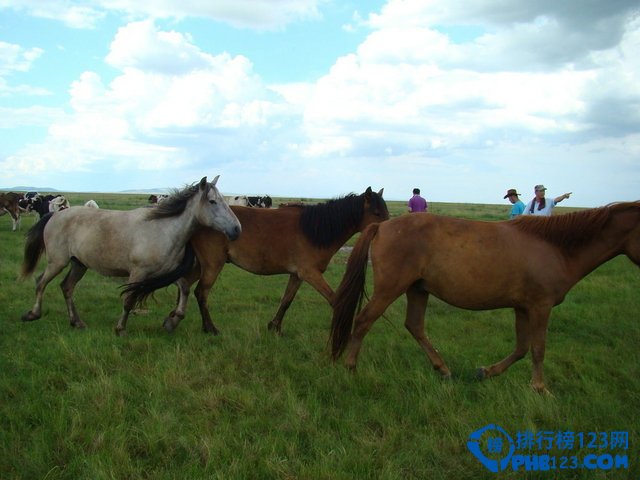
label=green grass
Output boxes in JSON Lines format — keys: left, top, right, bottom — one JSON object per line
{"left": 0, "top": 196, "right": 638, "bottom": 479}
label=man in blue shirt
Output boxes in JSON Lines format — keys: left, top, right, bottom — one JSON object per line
{"left": 504, "top": 188, "right": 525, "bottom": 219}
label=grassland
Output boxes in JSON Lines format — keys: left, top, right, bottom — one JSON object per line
{"left": 0, "top": 193, "right": 638, "bottom": 479}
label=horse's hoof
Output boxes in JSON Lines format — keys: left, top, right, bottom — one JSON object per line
{"left": 72, "top": 322, "right": 87, "bottom": 330}
{"left": 476, "top": 367, "right": 488, "bottom": 381}
{"left": 530, "top": 383, "right": 554, "bottom": 397}
{"left": 163, "top": 318, "right": 175, "bottom": 334}
{"left": 439, "top": 371, "right": 453, "bottom": 381}
{"left": 114, "top": 328, "right": 127, "bottom": 337}
{"left": 21, "top": 311, "right": 40, "bottom": 322}
{"left": 202, "top": 326, "right": 220, "bottom": 335}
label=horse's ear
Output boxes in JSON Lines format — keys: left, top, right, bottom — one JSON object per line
{"left": 199, "top": 177, "right": 208, "bottom": 191}
{"left": 365, "top": 187, "right": 372, "bottom": 199}
{"left": 377, "top": 188, "right": 384, "bottom": 197}
{"left": 211, "top": 175, "right": 220, "bottom": 187}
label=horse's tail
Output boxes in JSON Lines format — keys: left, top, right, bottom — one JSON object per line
{"left": 21, "top": 212, "right": 53, "bottom": 278}
{"left": 121, "top": 243, "right": 196, "bottom": 308}
{"left": 330, "top": 222, "right": 381, "bottom": 360}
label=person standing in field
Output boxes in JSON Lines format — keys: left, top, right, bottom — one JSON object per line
{"left": 524, "top": 184, "right": 572, "bottom": 216}
{"left": 504, "top": 188, "right": 525, "bottom": 219}
{"left": 408, "top": 188, "right": 428, "bottom": 213}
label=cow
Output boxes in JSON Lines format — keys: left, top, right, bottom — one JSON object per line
{"left": 227, "top": 195, "right": 249, "bottom": 206}
{"left": 148, "top": 194, "right": 169, "bottom": 204}
{"left": 227, "top": 195, "right": 273, "bottom": 208}
{"left": 49, "top": 195, "right": 70, "bottom": 212}
{"left": 0, "top": 192, "right": 23, "bottom": 231}
{"left": 27, "top": 194, "right": 68, "bottom": 219}
{"left": 247, "top": 195, "right": 273, "bottom": 208}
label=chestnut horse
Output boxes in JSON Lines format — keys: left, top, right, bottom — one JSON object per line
{"left": 163, "top": 187, "right": 388, "bottom": 334}
{"left": 330, "top": 202, "right": 640, "bottom": 392}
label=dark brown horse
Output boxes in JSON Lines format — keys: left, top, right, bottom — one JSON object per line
{"left": 330, "top": 202, "right": 640, "bottom": 392}
{"left": 164, "top": 187, "right": 388, "bottom": 334}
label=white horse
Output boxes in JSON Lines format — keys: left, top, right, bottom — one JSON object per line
{"left": 21, "top": 176, "right": 241, "bottom": 335}
{"left": 84, "top": 200, "right": 99, "bottom": 208}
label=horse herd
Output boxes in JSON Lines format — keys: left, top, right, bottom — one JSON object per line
{"left": 6, "top": 176, "right": 640, "bottom": 393}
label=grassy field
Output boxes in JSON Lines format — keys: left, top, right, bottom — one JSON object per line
{"left": 0, "top": 193, "right": 638, "bottom": 479}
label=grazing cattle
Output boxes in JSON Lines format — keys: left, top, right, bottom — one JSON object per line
{"left": 247, "top": 195, "right": 273, "bottom": 208}
{"left": 27, "top": 194, "right": 58, "bottom": 219}
{"left": 227, "top": 195, "right": 248, "bottom": 206}
{"left": 0, "top": 192, "right": 23, "bottom": 231}
{"left": 49, "top": 195, "right": 70, "bottom": 212}
{"left": 148, "top": 194, "right": 169, "bottom": 204}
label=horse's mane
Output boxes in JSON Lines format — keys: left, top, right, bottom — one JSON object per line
{"left": 299, "top": 193, "right": 367, "bottom": 248}
{"left": 511, "top": 202, "right": 639, "bottom": 251}
{"left": 146, "top": 183, "right": 200, "bottom": 220}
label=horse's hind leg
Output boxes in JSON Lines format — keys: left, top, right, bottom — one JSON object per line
{"left": 22, "top": 261, "right": 67, "bottom": 322}
{"left": 60, "top": 259, "right": 88, "bottom": 329}
{"left": 115, "top": 292, "right": 137, "bottom": 336}
{"left": 345, "top": 290, "right": 400, "bottom": 370}
{"left": 268, "top": 274, "right": 303, "bottom": 334}
{"left": 404, "top": 286, "right": 451, "bottom": 378}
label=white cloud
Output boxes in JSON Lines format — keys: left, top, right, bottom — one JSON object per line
{"left": 0, "top": 0, "right": 323, "bottom": 29}
{"left": 0, "top": 41, "right": 43, "bottom": 74}
{"left": 0, "top": 41, "right": 48, "bottom": 97}
{"left": 2, "top": 1, "right": 638, "bottom": 205}
{"left": 1, "top": 20, "right": 294, "bottom": 184}
{"left": 0, "top": 1, "right": 105, "bottom": 28}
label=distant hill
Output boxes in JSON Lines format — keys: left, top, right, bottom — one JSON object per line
{"left": 120, "top": 188, "right": 171, "bottom": 194}
{"left": 2, "top": 186, "right": 60, "bottom": 192}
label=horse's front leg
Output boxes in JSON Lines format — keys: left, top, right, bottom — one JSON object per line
{"left": 195, "top": 279, "right": 219, "bottom": 335}
{"left": 163, "top": 278, "right": 191, "bottom": 334}
{"left": 477, "top": 307, "right": 552, "bottom": 393}
{"left": 191, "top": 254, "right": 225, "bottom": 335}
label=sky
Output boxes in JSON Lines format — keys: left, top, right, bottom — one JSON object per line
{"left": 1, "top": 0, "right": 639, "bottom": 207}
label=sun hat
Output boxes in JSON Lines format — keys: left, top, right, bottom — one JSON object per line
{"left": 534, "top": 184, "right": 547, "bottom": 192}
{"left": 503, "top": 188, "right": 520, "bottom": 199}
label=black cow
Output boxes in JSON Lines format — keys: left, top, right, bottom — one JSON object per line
{"left": 246, "top": 195, "right": 273, "bottom": 208}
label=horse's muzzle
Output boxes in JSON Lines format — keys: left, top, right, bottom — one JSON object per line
{"left": 226, "top": 225, "right": 241, "bottom": 241}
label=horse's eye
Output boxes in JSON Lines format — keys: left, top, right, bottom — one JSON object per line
{"left": 209, "top": 199, "right": 217, "bottom": 205}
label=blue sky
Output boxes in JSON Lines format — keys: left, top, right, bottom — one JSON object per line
{"left": 1, "top": 0, "right": 639, "bottom": 207}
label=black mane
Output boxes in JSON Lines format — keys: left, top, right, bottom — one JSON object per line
{"left": 147, "top": 183, "right": 200, "bottom": 220}
{"left": 299, "top": 194, "right": 366, "bottom": 248}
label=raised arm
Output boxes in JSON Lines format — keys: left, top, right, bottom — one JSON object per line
{"left": 554, "top": 192, "right": 572, "bottom": 204}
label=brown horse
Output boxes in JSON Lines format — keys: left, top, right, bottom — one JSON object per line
{"left": 330, "top": 202, "right": 640, "bottom": 392}
{"left": 164, "top": 187, "right": 388, "bottom": 334}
